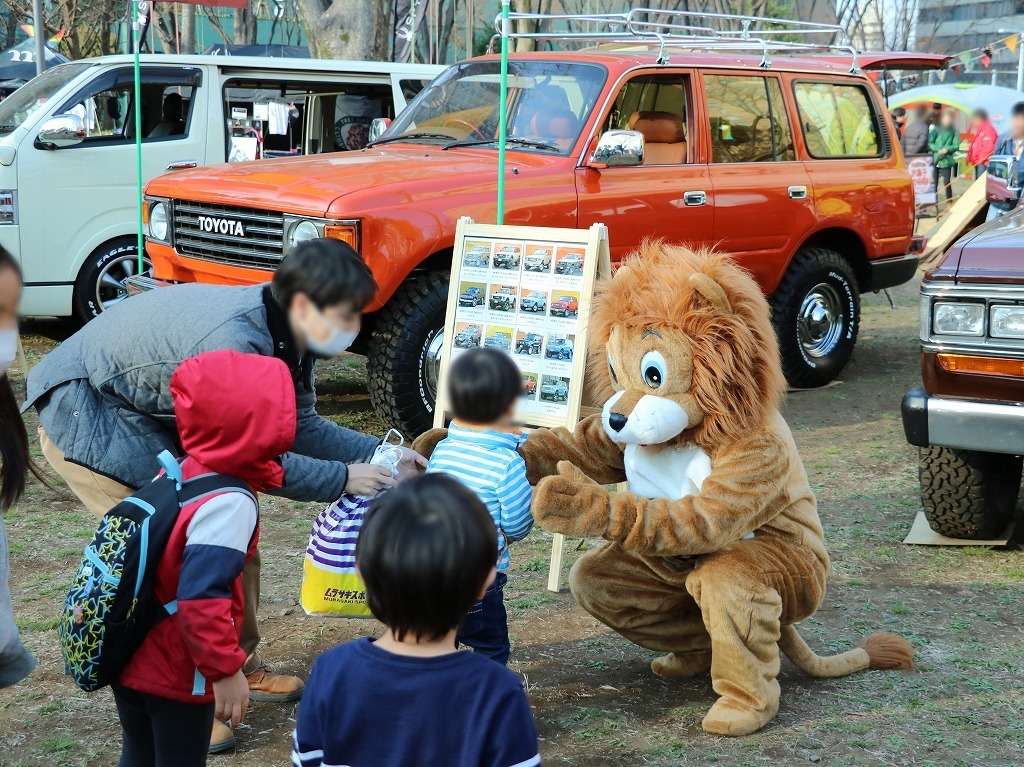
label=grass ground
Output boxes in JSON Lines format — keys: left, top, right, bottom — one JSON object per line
{"left": 2, "top": 273, "right": 1023, "bottom": 767}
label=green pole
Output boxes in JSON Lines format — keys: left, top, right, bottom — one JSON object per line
{"left": 496, "top": 0, "right": 510, "bottom": 225}
{"left": 133, "top": 0, "right": 144, "bottom": 273}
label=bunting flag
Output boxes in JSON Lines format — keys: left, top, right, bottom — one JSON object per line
{"left": 19, "top": 24, "right": 67, "bottom": 43}
{"left": 1005, "top": 34, "right": 1019, "bottom": 54}
{"left": 958, "top": 51, "right": 972, "bottom": 68}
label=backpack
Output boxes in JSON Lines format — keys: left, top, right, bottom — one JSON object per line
{"left": 58, "top": 451, "right": 254, "bottom": 692}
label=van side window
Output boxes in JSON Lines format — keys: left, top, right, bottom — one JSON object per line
{"left": 705, "top": 74, "right": 793, "bottom": 163}
{"left": 793, "top": 82, "right": 881, "bottom": 158}
{"left": 56, "top": 69, "right": 197, "bottom": 145}
{"left": 604, "top": 74, "right": 689, "bottom": 165}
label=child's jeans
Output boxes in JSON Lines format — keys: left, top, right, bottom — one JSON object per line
{"left": 457, "top": 572, "right": 510, "bottom": 665}
{"left": 113, "top": 684, "right": 215, "bottom": 767}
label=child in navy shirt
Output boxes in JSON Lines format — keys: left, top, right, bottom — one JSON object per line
{"left": 426, "top": 348, "right": 532, "bottom": 664}
{"left": 292, "top": 474, "right": 540, "bottom": 767}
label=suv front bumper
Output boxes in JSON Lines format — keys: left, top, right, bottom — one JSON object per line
{"left": 864, "top": 253, "right": 919, "bottom": 292}
{"left": 902, "top": 387, "right": 1024, "bottom": 454}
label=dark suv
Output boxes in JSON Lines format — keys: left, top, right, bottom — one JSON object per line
{"left": 516, "top": 332, "right": 543, "bottom": 355}
{"left": 902, "top": 212, "right": 1024, "bottom": 539}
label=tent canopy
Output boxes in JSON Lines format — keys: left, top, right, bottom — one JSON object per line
{"left": 888, "top": 83, "right": 1021, "bottom": 135}
{"left": 0, "top": 40, "right": 70, "bottom": 90}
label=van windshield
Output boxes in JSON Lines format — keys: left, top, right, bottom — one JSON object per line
{"left": 379, "top": 60, "right": 605, "bottom": 155}
{"left": 0, "top": 63, "right": 90, "bottom": 135}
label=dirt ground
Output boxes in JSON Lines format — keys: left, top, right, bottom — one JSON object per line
{"left": 2, "top": 274, "right": 1023, "bottom": 767}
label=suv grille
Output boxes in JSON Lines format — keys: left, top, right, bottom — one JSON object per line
{"left": 172, "top": 201, "right": 284, "bottom": 270}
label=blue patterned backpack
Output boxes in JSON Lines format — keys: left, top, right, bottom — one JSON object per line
{"left": 58, "top": 451, "right": 253, "bottom": 692}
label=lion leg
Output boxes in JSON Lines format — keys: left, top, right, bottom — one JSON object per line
{"left": 569, "top": 543, "right": 710, "bottom": 677}
{"left": 685, "top": 538, "right": 826, "bottom": 737}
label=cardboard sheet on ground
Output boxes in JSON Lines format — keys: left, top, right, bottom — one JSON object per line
{"left": 903, "top": 512, "right": 1015, "bottom": 546}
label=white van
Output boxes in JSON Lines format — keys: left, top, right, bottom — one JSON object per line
{"left": 0, "top": 54, "right": 442, "bottom": 321}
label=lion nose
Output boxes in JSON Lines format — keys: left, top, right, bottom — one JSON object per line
{"left": 608, "top": 413, "right": 628, "bottom": 432}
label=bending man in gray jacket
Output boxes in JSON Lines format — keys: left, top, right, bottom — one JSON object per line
{"left": 24, "top": 239, "right": 425, "bottom": 752}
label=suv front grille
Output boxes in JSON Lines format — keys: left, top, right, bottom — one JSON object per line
{"left": 172, "top": 201, "right": 284, "bottom": 270}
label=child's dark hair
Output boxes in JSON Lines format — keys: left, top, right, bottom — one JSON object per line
{"left": 357, "top": 474, "right": 496, "bottom": 642}
{"left": 0, "top": 246, "right": 45, "bottom": 512}
{"left": 271, "top": 237, "right": 377, "bottom": 312}
{"left": 447, "top": 347, "right": 522, "bottom": 424}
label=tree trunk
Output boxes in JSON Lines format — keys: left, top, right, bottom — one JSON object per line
{"left": 233, "top": 3, "right": 256, "bottom": 45}
{"left": 180, "top": 3, "right": 196, "bottom": 53}
{"left": 294, "top": 0, "right": 391, "bottom": 59}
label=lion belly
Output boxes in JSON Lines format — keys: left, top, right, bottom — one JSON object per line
{"left": 623, "top": 443, "right": 712, "bottom": 500}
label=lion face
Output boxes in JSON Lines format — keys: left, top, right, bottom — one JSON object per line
{"left": 601, "top": 325, "right": 705, "bottom": 445}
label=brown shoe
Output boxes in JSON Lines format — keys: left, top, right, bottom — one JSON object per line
{"left": 208, "top": 719, "right": 236, "bottom": 754}
{"left": 246, "top": 667, "right": 305, "bottom": 702}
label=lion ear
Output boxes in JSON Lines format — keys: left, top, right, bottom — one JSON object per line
{"left": 689, "top": 273, "right": 732, "bottom": 314}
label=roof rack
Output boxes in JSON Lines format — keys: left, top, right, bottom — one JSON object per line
{"left": 489, "top": 7, "right": 859, "bottom": 73}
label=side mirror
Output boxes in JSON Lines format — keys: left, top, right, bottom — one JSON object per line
{"left": 589, "top": 129, "right": 643, "bottom": 168}
{"left": 368, "top": 117, "right": 392, "bottom": 144}
{"left": 37, "top": 114, "right": 85, "bottom": 149}
{"left": 986, "top": 154, "right": 1020, "bottom": 201}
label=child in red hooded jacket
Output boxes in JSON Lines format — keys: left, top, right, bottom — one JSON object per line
{"left": 114, "top": 349, "right": 297, "bottom": 767}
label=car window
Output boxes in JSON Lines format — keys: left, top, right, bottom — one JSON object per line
{"left": 793, "top": 81, "right": 881, "bottom": 158}
{"left": 604, "top": 73, "right": 689, "bottom": 165}
{"left": 705, "top": 74, "right": 793, "bottom": 163}
{"left": 56, "top": 68, "right": 198, "bottom": 145}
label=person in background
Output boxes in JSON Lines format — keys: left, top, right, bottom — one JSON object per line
{"left": 931, "top": 103, "right": 943, "bottom": 132}
{"left": 23, "top": 239, "right": 426, "bottom": 753}
{"left": 988, "top": 101, "right": 1024, "bottom": 220}
{"left": 0, "top": 246, "right": 42, "bottom": 689}
{"left": 115, "top": 350, "right": 296, "bottom": 767}
{"left": 901, "top": 106, "right": 931, "bottom": 156}
{"left": 424, "top": 348, "right": 533, "bottom": 666}
{"left": 292, "top": 474, "right": 541, "bottom": 767}
{"left": 929, "top": 108, "right": 960, "bottom": 208}
{"left": 967, "top": 108, "right": 998, "bottom": 177}
{"left": 890, "top": 107, "right": 906, "bottom": 138}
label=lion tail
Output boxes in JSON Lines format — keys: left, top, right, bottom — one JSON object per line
{"left": 778, "top": 625, "right": 915, "bottom": 679}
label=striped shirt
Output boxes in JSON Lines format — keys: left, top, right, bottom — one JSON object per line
{"left": 427, "top": 424, "right": 533, "bottom": 570}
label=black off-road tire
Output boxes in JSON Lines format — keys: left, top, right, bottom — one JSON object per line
{"left": 919, "top": 446, "right": 1022, "bottom": 539}
{"left": 367, "top": 270, "right": 449, "bottom": 438}
{"left": 72, "top": 238, "right": 152, "bottom": 323}
{"left": 770, "top": 248, "right": 859, "bottom": 389}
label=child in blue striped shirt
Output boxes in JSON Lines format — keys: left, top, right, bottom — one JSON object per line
{"left": 427, "top": 347, "right": 533, "bottom": 665}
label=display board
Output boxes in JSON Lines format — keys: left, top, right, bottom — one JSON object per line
{"left": 908, "top": 154, "right": 938, "bottom": 206}
{"left": 434, "top": 217, "right": 611, "bottom": 591}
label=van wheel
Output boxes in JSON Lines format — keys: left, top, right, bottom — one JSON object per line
{"left": 73, "top": 239, "right": 152, "bottom": 323}
{"left": 770, "top": 248, "right": 859, "bottom": 388}
{"left": 919, "top": 446, "right": 1021, "bottom": 539}
{"left": 367, "top": 270, "right": 449, "bottom": 438}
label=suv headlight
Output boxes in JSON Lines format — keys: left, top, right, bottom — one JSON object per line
{"left": 287, "top": 219, "right": 319, "bottom": 250}
{"left": 148, "top": 201, "right": 169, "bottom": 241}
{"left": 933, "top": 302, "right": 985, "bottom": 336}
{"left": 990, "top": 305, "right": 1024, "bottom": 338}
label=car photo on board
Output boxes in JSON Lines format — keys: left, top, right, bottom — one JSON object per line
{"left": 453, "top": 323, "right": 482, "bottom": 348}
{"left": 515, "top": 331, "right": 543, "bottom": 356}
{"left": 550, "top": 293, "right": 580, "bottom": 317}
{"left": 520, "top": 289, "right": 548, "bottom": 313}
{"left": 462, "top": 243, "right": 491, "bottom": 268}
{"left": 554, "top": 250, "right": 584, "bottom": 275}
{"left": 545, "top": 335, "right": 574, "bottom": 361}
{"left": 492, "top": 244, "right": 522, "bottom": 270}
{"left": 458, "top": 283, "right": 485, "bottom": 307}
{"left": 522, "top": 372, "right": 539, "bottom": 399}
{"left": 540, "top": 375, "right": 570, "bottom": 402}
{"left": 489, "top": 285, "right": 517, "bottom": 312}
{"left": 484, "top": 329, "right": 513, "bottom": 351}
{"left": 524, "top": 247, "right": 552, "bottom": 272}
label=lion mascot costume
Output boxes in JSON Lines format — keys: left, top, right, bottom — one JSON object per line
{"left": 414, "top": 242, "right": 913, "bottom": 737}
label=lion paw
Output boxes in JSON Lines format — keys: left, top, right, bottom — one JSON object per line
{"left": 651, "top": 651, "right": 712, "bottom": 679}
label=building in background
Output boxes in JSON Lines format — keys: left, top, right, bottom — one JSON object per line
{"left": 916, "top": 0, "right": 1022, "bottom": 86}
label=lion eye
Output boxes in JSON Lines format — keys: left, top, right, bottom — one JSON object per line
{"left": 608, "top": 355, "right": 619, "bottom": 385}
{"left": 640, "top": 351, "right": 667, "bottom": 389}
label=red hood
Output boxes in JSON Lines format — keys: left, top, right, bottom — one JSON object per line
{"left": 170, "top": 350, "right": 296, "bottom": 491}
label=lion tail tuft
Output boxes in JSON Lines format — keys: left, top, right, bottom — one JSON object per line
{"left": 778, "top": 625, "right": 915, "bottom": 679}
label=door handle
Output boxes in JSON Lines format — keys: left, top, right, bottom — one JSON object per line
{"left": 167, "top": 160, "right": 198, "bottom": 170}
{"left": 788, "top": 185, "right": 808, "bottom": 199}
{"left": 683, "top": 191, "right": 707, "bottom": 206}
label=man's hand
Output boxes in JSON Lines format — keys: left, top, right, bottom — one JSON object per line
{"left": 345, "top": 463, "right": 398, "bottom": 496}
{"left": 395, "top": 446, "right": 428, "bottom": 481}
{"left": 532, "top": 461, "right": 611, "bottom": 539}
{"left": 212, "top": 670, "right": 249, "bottom": 729}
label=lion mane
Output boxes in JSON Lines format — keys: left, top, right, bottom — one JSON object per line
{"left": 586, "top": 240, "right": 786, "bottom": 450}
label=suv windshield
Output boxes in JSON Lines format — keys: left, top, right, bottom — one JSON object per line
{"left": 0, "top": 63, "right": 90, "bottom": 135}
{"left": 380, "top": 60, "right": 606, "bottom": 155}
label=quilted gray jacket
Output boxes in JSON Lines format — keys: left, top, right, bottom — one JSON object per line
{"left": 23, "top": 283, "right": 379, "bottom": 501}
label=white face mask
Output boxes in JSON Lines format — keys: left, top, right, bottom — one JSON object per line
{"left": 0, "top": 328, "right": 17, "bottom": 377}
{"left": 303, "top": 304, "right": 358, "bottom": 358}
